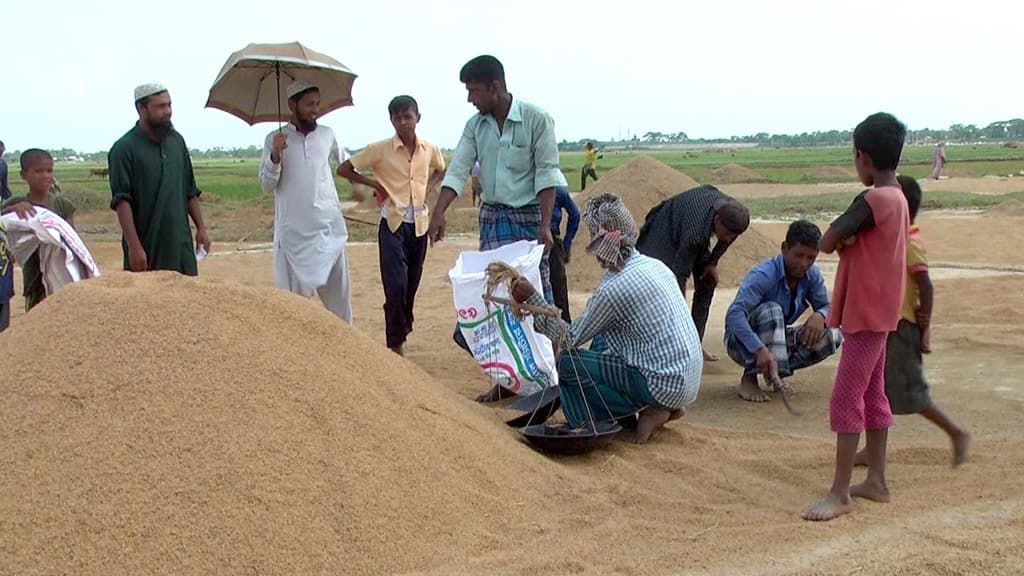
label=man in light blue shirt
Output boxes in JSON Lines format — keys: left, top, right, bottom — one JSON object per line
{"left": 429, "top": 55, "right": 566, "bottom": 295}
{"left": 724, "top": 220, "right": 843, "bottom": 403}
{"left": 429, "top": 55, "right": 568, "bottom": 403}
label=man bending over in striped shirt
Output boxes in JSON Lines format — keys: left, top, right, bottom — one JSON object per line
{"left": 510, "top": 193, "right": 704, "bottom": 443}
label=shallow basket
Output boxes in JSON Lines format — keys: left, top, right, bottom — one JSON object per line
{"left": 518, "top": 421, "right": 622, "bottom": 455}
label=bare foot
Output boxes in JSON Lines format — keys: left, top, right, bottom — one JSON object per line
{"left": 853, "top": 448, "right": 868, "bottom": 467}
{"left": 635, "top": 407, "right": 672, "bottom": 444}
{"left": 738, "top": 375, "right": 770, "bottom": 403}
{"left": 668, "top": 407, "right": 686, "bottom": 422}
{"left": 850, "top": 480, "right": 890, "bottom": 503}
{"left": 703, "top": 348, "right": 720, "bottom": 362}
{"left": 953, "top": 432, "right": 970, "bottom": 467}
{"left": 802, "top": 492, "right": 854, "bottom": 521}
{"left": 389, "top": 344, "right": 405, "bottom": 356}
{"left": 475, "top": 384, "right": 516, "bottom": 403}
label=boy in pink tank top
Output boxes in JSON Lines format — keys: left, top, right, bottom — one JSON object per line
{"left": 804, "top": 113, "right": 909, "bottom": 521}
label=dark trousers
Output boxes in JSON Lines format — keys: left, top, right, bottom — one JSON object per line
{"left": 379, "top": 220, "right": 428, "bottom": 348}
{"left": 581, "top": 166, "right": 598, "bottom": 190}
{"left": 549, "top": 235, "right": 572, "bottom": 323}
{"left": 680, "top": 272, "right": 716, "bottom": 342}
{"left": 0, "top": 299, "right": 9, "bottom": 332}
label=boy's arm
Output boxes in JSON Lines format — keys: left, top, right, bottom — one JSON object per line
{"left": 914, "top": 270, "right": 933, "bottom": 326}
{"left": 337, "top": 157, "right": 386, "bottom": 198}
{"left": 564, "top": 192, "right": 581, "bottom": 254}
{"left": 822, "top": 192, "right": 875, "bottom": 254}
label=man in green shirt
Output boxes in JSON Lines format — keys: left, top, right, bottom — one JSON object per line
{"left": 109, "top": 82, "right": 210, "bottom": 275}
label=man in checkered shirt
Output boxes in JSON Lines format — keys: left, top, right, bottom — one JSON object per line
{"left": 511, "top": 193, "right": 704, "bottom": 444}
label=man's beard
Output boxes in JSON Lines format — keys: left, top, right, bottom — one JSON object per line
{"left": 150, "top": 119, "right": 173, "bottom": 140}
{"left": 295, "top": 115, "right": 317, "bottom": 132}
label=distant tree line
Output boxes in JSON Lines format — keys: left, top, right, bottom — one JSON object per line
{"left": 5, "top": 119, "right": 1023, "bottom": 162}
{"left": 559, "top": 118, "right": 1024, "bottom": 150}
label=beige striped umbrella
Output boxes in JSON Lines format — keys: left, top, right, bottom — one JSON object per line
{"left": 205, "top": 42, "right": 358, "bottom": 126}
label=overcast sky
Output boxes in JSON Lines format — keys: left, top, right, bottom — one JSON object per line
{"left": 1, "top": 0, "right": 1018, "bottom": 153}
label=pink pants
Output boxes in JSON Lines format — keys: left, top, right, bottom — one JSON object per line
{"left": 830, "top": 331, "right": 893, "bottom": 434}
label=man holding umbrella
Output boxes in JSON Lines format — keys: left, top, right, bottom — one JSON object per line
{"left": 258, "top": 80, "right": 352, "bottom": 324}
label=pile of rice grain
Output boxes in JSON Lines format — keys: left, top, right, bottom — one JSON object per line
{"left": 569, "top": 156, "right": 777, "bottom": 290}
{"left": 0, "top": 272, "right": 570, "bottom": 575}
{"left": 577, "top": 155, "right": 699, "bottom": 224}
{"left": 708, "top": 163, "right": 765, "bottom": 184}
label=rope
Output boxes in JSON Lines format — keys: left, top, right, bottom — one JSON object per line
{"left": 482, "top": 259, "right": 620, "bottom": 434}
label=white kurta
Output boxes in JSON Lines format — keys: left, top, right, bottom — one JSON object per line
{"left": 259, "top": 123, "right": 351, "bottom": 323}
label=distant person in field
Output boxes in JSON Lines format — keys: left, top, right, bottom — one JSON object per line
{"left": 511, "top": 193, "right": 703, "bottom": 444}
{"left": 470, "top": 160, "right": 482, "bottom": 206}
{"left": 803, "top": 112, "right": 909, "bottom": 522}
{"left": 549, "top": 185, "right": 580, "bottom": 323}
{"left": 581, "top": 142, "right": 601, "bottom": 190}
{"left": 259, "top": 80, "right": 352, "bottom": 324}
{"left": 931, "top": 142, "right": 946, "bottom": 179}
{"left": 338, "top": 95, "right": 446, "bottom": 355}
{"left": 636, "top": 185, "right": 750, "bottom": 362}
{"left": 109, "top": 83, "right": 210, "bottom": 276}
{"left": 429, "top": 54, "right": 568, "bottom": 402}
{"left": 0, "top": 140, "right": 11, "bottom": 200}
{"left": 725, "top": 219, "right": 843, "bottom": 402}
{"left": 1, "top": 149, "right": 76, "bottom": 311}
{"left": 854, "top": 175, "right": 969, "bottom": 468}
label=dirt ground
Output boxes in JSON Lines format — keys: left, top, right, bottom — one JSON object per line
{"left": 720, "top": 176, "right": 1024, "bottom": 198}
{"left": 7, "top": 207, "right": 1024, "bottom": 575}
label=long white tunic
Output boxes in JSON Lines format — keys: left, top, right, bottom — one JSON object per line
{"left": 258, "top": 123, "right": 348, "bottom": 295}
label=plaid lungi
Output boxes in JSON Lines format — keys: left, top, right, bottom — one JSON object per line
{"left": 556, "top": 346, "right": 664, "bottom": 429}
{"left": 452, "top": 202, "right": 554, "bottom": 352}
{"left": 725, "top": 302, "right": 842, "bottom": 377}
{"left": 478, "top": 202, "right": 552, "bottom": 302}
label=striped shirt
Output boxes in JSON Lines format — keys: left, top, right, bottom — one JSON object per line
{"left": 528, "top": 251, "right": 704, "bottom": 408}
{"left": 636, "top": 185, "right": 733, "bottom": 284}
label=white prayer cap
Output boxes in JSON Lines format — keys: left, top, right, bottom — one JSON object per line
{"left": 134, "top": 82, "right": 168, "bottom": 102}
{"left": 287, "top": 79, "right": 318, "bottom": 99}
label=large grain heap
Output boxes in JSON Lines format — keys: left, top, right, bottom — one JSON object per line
{"left": 0, "top": 272, "right": 570, "bottom": 575}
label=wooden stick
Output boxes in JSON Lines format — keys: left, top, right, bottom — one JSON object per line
{"left": 481, "top": 294, "right": 560, "bottom": 317}
{"left": 343, "top": 214, "right": 379, "bottom": 226}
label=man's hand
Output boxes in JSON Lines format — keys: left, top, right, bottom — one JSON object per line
{"left": 755, "top": 347, "right": 779, "bottom": 381}
{"left": 700, "top": 263, "right": 719, "bottom": 286}
{"left": 195, "top": 227, "right": 211, "bottom": 254}
{"left": 510, "top": 277, "right": 537, "bottom": 303}
{"left": 428, "top": 211, "right": 446, "bottom": 246}
{"left": 538, "top": 227, "right": 554, "bottom": 250}
{"left": 127, "top": 242, "right": 148, "bottom": 272}
{"left": 270, "top": 132, "right": 288, "bottom": 164}
{"left": 800, "top": 312, "right": 826, "bottom": 348}
{"left": 563, "top": 248, "right": 571, "bottom": 264}
{"left": 5, "top": 201, "right": 36, "bottom": 220}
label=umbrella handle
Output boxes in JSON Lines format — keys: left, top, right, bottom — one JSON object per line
{"left": 275, "top": 62, "right": 282, "bottom": 132}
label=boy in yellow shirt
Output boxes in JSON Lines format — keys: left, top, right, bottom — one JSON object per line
{"left": 339, "top": 96, "right": 445, "bottom": 355}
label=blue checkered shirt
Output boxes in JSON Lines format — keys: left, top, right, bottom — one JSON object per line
{"left": 529, "top": 251, "right": 704, "bottom": 408}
